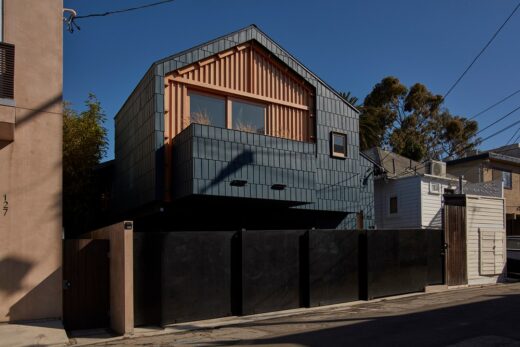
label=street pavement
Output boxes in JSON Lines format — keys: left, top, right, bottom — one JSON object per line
{"left": 98, "top": 283, "right": 520, "bottom": 346}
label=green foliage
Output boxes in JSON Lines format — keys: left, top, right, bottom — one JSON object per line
{"left": 63, "top": 93, "right": 108, "bottom": 235}
{"left": 358, "top": 76, "right": 479, "bottom": 160}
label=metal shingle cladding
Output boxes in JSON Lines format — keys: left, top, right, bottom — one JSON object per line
{"left": 114, "top": 24, "right": 374, "bottom": 228}
{"left": 172, "top": 124, "right": 316, "bottom": 203}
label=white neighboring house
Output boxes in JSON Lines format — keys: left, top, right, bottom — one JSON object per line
{"left": 364, "top": 148, "right": 459, "bottom": 229}
{"left": 365, "top": 148, "right": 506, "bottom": 284}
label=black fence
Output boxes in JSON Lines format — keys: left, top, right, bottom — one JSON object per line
{"left": 134, "top": 228, "right": 444, "bottom": 326}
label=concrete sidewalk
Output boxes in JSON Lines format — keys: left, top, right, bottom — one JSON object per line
{"left": 0, "top": 319, "right": 69, "bottom": 347}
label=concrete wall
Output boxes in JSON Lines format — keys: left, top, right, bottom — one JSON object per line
{"left": 0, "top": 0, "right": 63, "bottom": 322}
{"left": 85, "top": 222, "right": 134, "bottom": 335}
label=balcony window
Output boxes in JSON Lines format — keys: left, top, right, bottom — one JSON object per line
{"left": 188, "top": 92, "right": 226, "bottom": 128}
{"left": 330, "top": 132, "right": 347, "bottom": 158}
{"left": 232, "top": 99, "right": 265, "bottom": 135}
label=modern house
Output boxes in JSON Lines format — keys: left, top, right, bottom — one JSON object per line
{"left": 364, "top": 148, "right": 459, "bottom": 229}
{"left": 0, "top": 1, "right": 63, "bottom": 322}
{"left": 446, "top": 144, "right": 520, "bottom": 235}
{"left": 109, "top": 25, "right": 374, "bottom": 230}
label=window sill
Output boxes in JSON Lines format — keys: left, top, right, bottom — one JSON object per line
{"left": 0, "top": 98, "right": 15, "bottom": 107}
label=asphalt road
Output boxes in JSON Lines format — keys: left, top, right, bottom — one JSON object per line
{"left": 103, "top": 283, "right": 520, "bottom": 346}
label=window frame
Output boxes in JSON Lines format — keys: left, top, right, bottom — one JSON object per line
{"left": 229, "top": 97, "right": 267, "bottom": 135}
{"left": 330, "top": 131, "right": 347, "bottom": 159}
{"left": 502, "top": 170, "right": 513, "bottom": 190}
{"left": 187, "top": 89, "right": 268, "bottom": 134}
{"left": 187, "top": 90, "right": 227, "bottom": 129}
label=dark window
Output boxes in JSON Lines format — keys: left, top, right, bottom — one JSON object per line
{"left": 0, "top": 43, "right": 15, "bottom": 99}
{"left": 188, "top": 92, "right": 226, "bottom": 128}
{"left": 502, "top": 171, "right": 512, "bottom": 189}
{"left": 331, "top": 132, "right": 347, "bottom": 158}
{"left": 232, "top": 99, "right": 265, "bottom": 134}
{"left": 389, "top": 196, "right": 398, "bottom": 214}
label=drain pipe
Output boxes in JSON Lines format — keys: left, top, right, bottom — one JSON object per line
{"left": 459, "top": 175, "right": 464, "bottom": 194}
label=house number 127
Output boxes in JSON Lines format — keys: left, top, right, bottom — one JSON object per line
{"left": 3, "top": 194, "right": 8, "bottom": 216}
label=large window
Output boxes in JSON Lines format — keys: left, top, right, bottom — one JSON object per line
{"left": 232, "top": 100, "right": 265, "bottom": 135}
{"left": 502, "top": 170, "right": 512, "bottom": 189}
{"left": 188, "top": 92, "right": 226, "bottom": 128}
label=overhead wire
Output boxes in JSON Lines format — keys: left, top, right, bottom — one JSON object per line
{"left": 443, "top": 1, "right": 520, "bottom": 99}
{"left": 65, "top": 0, "right": 177, "bottom": 32}
{"left": 470, "top": 88, "right": 520, "bottom": 120}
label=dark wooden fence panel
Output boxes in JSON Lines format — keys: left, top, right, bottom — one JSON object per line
{"left": 63, "top": 239, "right": 110, "bottom": 330}
{"left": 426, "top": 229, "right": 445, "bottom": 285}
{"left": 241, "top": 230, "right": 305, "bottom": 315}
{"left": 362, "top": 230, "right": 427, "bottom": 300}
{"left": 161, "top": 231, "right": 234, "bottom": 324}
{"left": 307, "top": 230, "right": 359, "bottom": 306}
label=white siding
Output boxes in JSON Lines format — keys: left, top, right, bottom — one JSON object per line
{"left": 420, "top": 177, "right": 456, "bottom": 229}
{"left": 374, "top": 176, "right": 421, "bottom": 229}
{"left": 465, "top": 196, "right": 506, "bottom": 284}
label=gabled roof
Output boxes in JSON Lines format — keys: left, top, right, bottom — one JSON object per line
{"left": 363, "top": 147, "right": 458, "bottom": 180}
{"left": 363, "top": 147, "right": 425, "bottom": 178}
{"left": 153, "top": 24, "right": 359, "bottom": 112}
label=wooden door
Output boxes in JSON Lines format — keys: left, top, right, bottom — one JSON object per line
{"left": 444, "top": 205, "right": 467, "bottom": 286}
{"left": 63, "top": 239, "right": 110, "bottom": 330}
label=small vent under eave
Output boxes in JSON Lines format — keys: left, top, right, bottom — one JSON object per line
{"left": 0, "top": 43, "right": 15, "bottom": 100}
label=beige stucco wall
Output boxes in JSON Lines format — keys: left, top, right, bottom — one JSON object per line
{"left": 85, "top": 222, "right": 134, "bottom": 335}
{"left": 0, "top": 0, "right": 63, "bottom": 322}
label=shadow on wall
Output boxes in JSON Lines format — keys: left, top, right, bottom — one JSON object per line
{"left": 201, "top": 150, "right": 254, "bottom": 194}
{"left": 15, "top": 94, "right": 62, "bottom": 129}
{"left": 0, "top": 257, "right": 61, "bottom": 324}
{"left": 0, "top": 257, "right": 33, "bottom": 295}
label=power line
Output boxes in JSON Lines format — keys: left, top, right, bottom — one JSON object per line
{"left": 475, "top": 104, "right": 520, "bottom": 135}
{"left": 470, "top": 88, "right": 520, "bottom": 120}
{"left": 75, "top": 0, "right": 176, "bottom": 19}
{"left": 65, "top": 0, "right": 177, "bottom": 32}
{"left": 507, "top": 124, "right": 520, "bottom": 144}
{"left": 443, "top": 1, "right": 520, "bottom": 99}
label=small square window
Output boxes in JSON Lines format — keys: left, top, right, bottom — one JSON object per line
{"left": 389, "top": 196, "right": 398, "bottom": 214}
{"left": 331, "top": 132, "right": 347, "bottom": 158}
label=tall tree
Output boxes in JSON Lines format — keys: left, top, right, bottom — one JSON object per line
{"left": 339, "top": 92, "right": 379, "bottom": 151}
{"left": 360, "top": 76, "right": 479, "bottom": 161}
{"left": 63, "top": 93, "right": 108, "bottom": 236}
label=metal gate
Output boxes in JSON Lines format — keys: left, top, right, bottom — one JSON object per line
{"left": 444, "top": 201, "right": 467, "bottom": 286}
{"left": 63, "top": 239, "right": 110, "bottom": 330}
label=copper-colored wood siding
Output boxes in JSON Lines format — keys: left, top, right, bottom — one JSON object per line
{"left": 164, "top": 42, "right": 314, "bottom": 143}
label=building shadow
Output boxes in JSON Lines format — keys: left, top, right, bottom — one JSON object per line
{"left": 6, "top": 268, "right": 61, "bottom": 325}
{"left": 201, "top": 150, "right": 254, "bottom": 194}
{"left": 187, "top": 293, "right": 520, "bottom": 347}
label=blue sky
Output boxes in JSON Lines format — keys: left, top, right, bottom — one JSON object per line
{"left": 64, "top": 0, "right": 520, "bottom": 161}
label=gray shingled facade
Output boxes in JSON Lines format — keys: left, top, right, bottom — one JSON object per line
{"left": 114, "top": 24, "right": 374, "bottom": 228}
